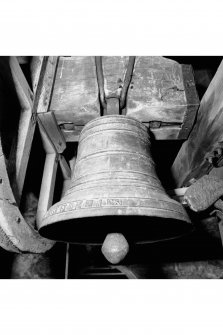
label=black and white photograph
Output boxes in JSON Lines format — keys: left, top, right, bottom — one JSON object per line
{"left": 1, "top": 1, "right": 223, "bottom": 334}
{"left": 1, "top": 55, "right": 223, "bottom": 279}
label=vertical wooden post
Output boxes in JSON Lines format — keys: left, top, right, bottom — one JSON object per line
{"left": 9, "top": 57, "right": 34, "bottom": 203}
{"left": 36, "top": 153, "right": 58, "bottom": 226}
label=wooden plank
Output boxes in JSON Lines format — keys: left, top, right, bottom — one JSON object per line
{"left": 38, "top": 119, "right": 57, "bottom": 153}
{"left": 38, "top": 111, "right": 66, "bottom": 153}
{"left": 9, "top": 57, "right": 33, "bottom": 109}
{"left": 16, "top": 56, "right": 29, "bottom": 64}
{"left": 177, "top": 64, "right": 200, "bottom": 139}
{"left": 0, "top": 140, "right": 54, "bottom": 253}
{"left": 126, "top": 56, "right": 188, "bottom": 123}
{"left": 61, "top": 124, "right": 181, "bottom": 142}
{"left": 49, "top": 56, "right": 100, "bottom": 124}
{"left": 59, "top": 155, "right": 71, "bottom": 180}
{"left": 30, "top": 56, "right": 44, "bottom": 93}
{"left": 12, "top": 110, "right": 36, "bottom": 203}
{"left": 9, "top": 57, "right": 58, "bottom": 202}
{"left": 36, "top": 153, "right": 58, "bottom": 226}
{"left": 151, "top": 126, "right": 181, "bottom": 140}
{"left": 8, "top": 57, "right": 35, "bottom": 203}
{"left": 37, "top": 56, "right": 59, "bottom": 114}
{"left": 35, "top": 57, "right": 63, "bottom": 154}
{"left": 105, "top": 98, "right": 120, "bottom": 115}
{"left": 172, "top": 60, "right": 223, "bottom": 187}
{"left": 61, "top": 128, "right": 81, "bottom": 142}
{"left": 103, "top": 56, "right": 128, "bottom": 97}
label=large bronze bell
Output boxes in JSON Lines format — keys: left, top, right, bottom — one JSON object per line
{"left": 38, "top": 115, "right": 192, "bottom": 252}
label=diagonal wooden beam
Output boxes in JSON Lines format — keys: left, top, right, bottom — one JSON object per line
{"left": 172, "top": 59, "right": 223, "bottom": 187}
{"left": 36, "top": 153, "right": 58, "bottom": 227}
{"left": 9, "top": 57, "right": 63, "bottom": 203}
{"left": 38, "top": 111, "right": 66, "bottom": 153}
{"left": 9, "top": 56, "right": 33, "bottom": 109}
{"left": 9, "top": 57, "right": 35, "bottom": 203}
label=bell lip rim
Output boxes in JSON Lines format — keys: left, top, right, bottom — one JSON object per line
{"left": 38, "top": 209, "right": 193, "bottom": 246}
{"left": 38, "top": 221, "right": 194, "bottom": 246}
{"left": 79, "top": 115, "right": 149, "bottom": 136}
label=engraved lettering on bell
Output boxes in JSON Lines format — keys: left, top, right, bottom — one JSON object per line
{"left": 85, "top": 200, "right": 93, "bottom": 208}
{"left": 92, "top": 199, "right": 102, "bottom": 208}
{"left": 107, "top": 199, "right": 123, "bottom": 206}
{"left": 38, "top": 115, "right": 192, "bottom": 245}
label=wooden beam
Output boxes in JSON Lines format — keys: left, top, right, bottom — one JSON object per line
{"left": 9, "top": 57, "right": 33, "bottom": 109}
{"left": 37, "top": 56, "right": 59, "bottom": 114}
{"left": 12, "top": 109, "right": 36, "bottom": 203}
{"left": 38, "top": 119, "right": 57, "bottom": 153}
{"left": 172, "top": 59, "right": 223, "bottom": 187}
{"left": 61, "top": 128, "right": 81, "bottom": 142}
{"left": 177, "top": 64, "right": 200, "bottom": 139}
{"left": 59, "top": 155, "right": 71, "bottom": 180}
{"left": 38, "top": 111, "right": 66, "bottom": 153}
{"left": 102, "top": 56, "right": 128, "bottom": 98}
{"left": 9, "top": 57, "right": 58, "bottom": 203}
{"left": 49, "top": 56, "right": 100, "bottom": 124}
{"left": 126, "top": 57, "right": 197, "bottom": 127}
{"left": 0, "top": 139, "right": 54, "bottom": 253}
{"left": 8, "top": 57, "right": 35, "bottom": 203}
{"left": 151, "top": 126, "right": 181, "bottom": 140}
{"left": 61, "top": 124, "right": 181, "bottom": 142}
{"left": 34, "top": 57, "right": 66, "bottom": 154}
{"left": 30, "top": 56, "right": 44, "bottom": 93}
{"left": 36, "top": 153, "right": 58, "bottom": 226}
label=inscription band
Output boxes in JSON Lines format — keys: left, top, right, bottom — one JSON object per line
{"left": 44, "top": 197, "right": 184, "bottom": 218}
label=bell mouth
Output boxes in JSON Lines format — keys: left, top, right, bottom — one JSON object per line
{"left": 39, "top": 215, "right": 193, "bottom": 245}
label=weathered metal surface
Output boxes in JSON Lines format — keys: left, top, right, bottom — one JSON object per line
{"left": 38, "top": 115, "right": 192, "bottom": 244}
{"left": 101, "top": 233, "right": 129, "bottom": 264}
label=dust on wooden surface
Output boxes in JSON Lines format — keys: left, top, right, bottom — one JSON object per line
{"left": 49, "top": 57, "right": 100, "bottom": 124}
{"left": 126, "top": 57, "right": 187, "bottom": 123}
{"left": 102, "top": 56, "right": 128, "bottom": 97}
